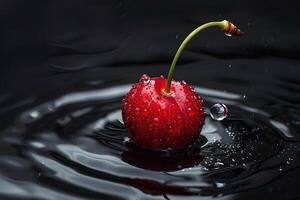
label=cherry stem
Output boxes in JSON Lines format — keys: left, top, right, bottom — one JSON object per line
{"left": 165, "top": 20, "right": 237, "bottom": 94}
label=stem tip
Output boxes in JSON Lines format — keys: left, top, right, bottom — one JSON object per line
{"left": 223, "top": 20, "right": 244, "bottom": 36}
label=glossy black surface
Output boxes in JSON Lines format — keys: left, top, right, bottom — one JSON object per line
{"left": 0, "top": 1, "right": 299, "bottom": 199}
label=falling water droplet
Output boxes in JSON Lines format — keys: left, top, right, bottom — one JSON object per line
{"left": 139, "top": 74, "right": 150, "bottom": 84}
{"left": 210, "top": 103, "right": 228, "bottom": 121}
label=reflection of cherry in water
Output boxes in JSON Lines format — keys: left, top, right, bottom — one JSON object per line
{"left": 121, "top": 137, "right": 205, "bottom": 196}
{"left": 126, "top": 178, "right": 190, "bottom": 197}
{"left": 122, "top": 20, "right": 242, "bottom": 150}
{"left": 122, "top": 149, "right": 203, "bottom": 172}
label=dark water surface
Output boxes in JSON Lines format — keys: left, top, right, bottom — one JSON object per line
{"left": 0, "top": 63, "right": 299, "bottom": 200}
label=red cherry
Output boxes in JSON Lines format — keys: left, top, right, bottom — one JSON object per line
{"left": 122, "top": 74, "right": 205, "bottom": 150}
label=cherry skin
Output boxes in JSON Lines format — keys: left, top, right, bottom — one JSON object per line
{"left": 122, "top": 74, "right": 205, "bottom": 150}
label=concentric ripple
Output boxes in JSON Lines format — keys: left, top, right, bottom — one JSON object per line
{"left": 0, "top": 81, "right": 299, "bottom": 200}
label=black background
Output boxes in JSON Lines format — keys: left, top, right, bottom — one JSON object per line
{"left": 1, "top": 0, "right": 299, "bottom": 92}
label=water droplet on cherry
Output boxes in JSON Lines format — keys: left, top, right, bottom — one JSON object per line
{"left": 139, "top": 74, "right": 150, "bottom": 84}
{"left": 210, "top": 103, "right": 228, "bottom": 121}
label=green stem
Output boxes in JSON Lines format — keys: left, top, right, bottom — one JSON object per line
{"left": 165, "top": 20, "right": 228, "bottom": 94}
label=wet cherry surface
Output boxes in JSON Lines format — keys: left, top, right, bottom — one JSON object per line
{"left": 0, "top": 66, "right": 299, "bottom": 200}
{"left": 122, "top": 75, "right": 205, "bottom": 150}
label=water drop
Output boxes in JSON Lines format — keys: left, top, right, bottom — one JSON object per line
{"left": 210, "top": 103, "right": 228, "bottom": 121}
{"left": 29, "top": 111, "right": 40, "bottom": 119}
{"left": 124, "top": 137, "right": 131, "bottom": 143}
{"left": 139, "top": 74, "right": 150, "bottom": 84}
{"left": 30, "top": 141, "right": 45, "bottom": 149}
{"left": 154, "top": 117, "right": 159, "bottom": 122}
{"left": 214, "top": 162, "right": 224, "bottom": 167}
{"left": 215, "top": 182, "right": 226, "bottom": 188}
{"left": 225, "top": 32, "right": 232, "bottom": 37}
{"left": 47, "top": 105, "right": 54, "bottom": 112}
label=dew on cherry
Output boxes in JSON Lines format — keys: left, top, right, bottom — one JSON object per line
{"left": 139, "top": 74, "right": 150, "bottom": 84}
{"left": 209, "top": 103, "right": 228, "bottom": 121}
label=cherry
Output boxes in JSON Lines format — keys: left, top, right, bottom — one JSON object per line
{"left": 123, "top": 75, "right": 205, "bottom": 149}
{"left": 122, "top": 20, "right": 242, "bottom": 150}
